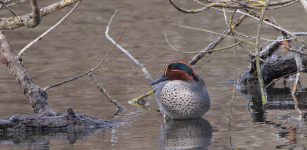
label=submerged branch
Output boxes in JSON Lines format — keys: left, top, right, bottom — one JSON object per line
{"left": 89, "top": 74, "right": 125, "bottom": 117}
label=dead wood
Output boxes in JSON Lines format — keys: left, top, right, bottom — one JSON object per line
{"left": 0, "top": 0, "right": 81, "bottom": 30}
{"left": 238, "top": 34, "right": 307, "bottom": 89}
{"left": 0, "top": 29, "right": 113, "bottom": 131}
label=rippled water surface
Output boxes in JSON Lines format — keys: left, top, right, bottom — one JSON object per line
{"left": 1, "top": 0, "right": 307, "bottom": 149}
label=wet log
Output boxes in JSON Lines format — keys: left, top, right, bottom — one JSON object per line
{"left": 0, "top": 108, "right": 113, "bottom": 132}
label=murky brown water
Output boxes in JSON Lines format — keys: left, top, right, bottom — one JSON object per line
{"left": 1, "top": 0, "right": 307, "bottom": 149}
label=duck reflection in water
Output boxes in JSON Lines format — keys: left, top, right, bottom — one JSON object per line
{"left": 160, "top": 118, "right": 212, "bottom": 150}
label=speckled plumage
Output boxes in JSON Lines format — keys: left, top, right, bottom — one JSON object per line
{"left": 154, "top": 78, "right": 210, "bottom": 119}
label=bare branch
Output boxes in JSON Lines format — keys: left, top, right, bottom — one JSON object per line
{"left": 44, "top": 27, "right": 126, "bottom": 90}
{"left": 254, "top": 0, "right": 271, "bottom": 105}
{"left": 0, "top": 0, "right": 81, "bottom": 30}
{"left": 17, "top": 1, "right": 80, "bottom": 59}
{"left": 105, "top": 10, "right": 153, "bottom": 82}
{"left": 0, "top": 0, "right": 27, "bottom": 8}
{"left": 169, "top": 0, "right": 298, "bottom": 13}
{"left": 189, "top": 15, "right": 246, "bottom": 65}
{"left": 165, "top": 32, "right": 242, "bottom": 54}
{"left": 0, "top": 31, "right": 54, "bottom": 115}
{"left": 89, "top": 74, "right": 125, "bottom": 117}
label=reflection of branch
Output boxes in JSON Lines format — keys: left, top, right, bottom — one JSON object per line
{"left": 0, "top": 0, "right": 81, "bottom": 29}
{"left": 89, "top": 74, "right": 125, "bottom": 117}
{"left": 44, "top": 25, "right": 126, "bottom": 90}
{"left": 17, "top": 1, "right": 80, "bottom": 59}
{"left": 292, "top": 47, "right": 304, "bottom": 95}
{"left": 291, "top": 94, "right": 303, "bottom": 115}
{"left": 105, "top": 10, "right": 153, "bottom": 82}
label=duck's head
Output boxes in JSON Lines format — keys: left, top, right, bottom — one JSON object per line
{"left": 151, "top": 60, "right": 198, "bottom": 85}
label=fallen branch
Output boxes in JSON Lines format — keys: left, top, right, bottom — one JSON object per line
{"left": 0, "top": 108, "right": 113, "bottom": 132}
{"left": 0, "top": 31, "right": 54, "bottom": 115}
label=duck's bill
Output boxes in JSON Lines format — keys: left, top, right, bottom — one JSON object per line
{"left": 150, "top": 75, "right": 168, "bottom": 85}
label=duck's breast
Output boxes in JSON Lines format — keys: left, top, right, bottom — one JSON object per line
{"left": 160, "top": 80, "right": 210, "bottom": 119}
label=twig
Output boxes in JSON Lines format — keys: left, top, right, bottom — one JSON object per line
{"left": 130, "top": 15, "right": 247, "bottom": 106}
{"left": 170, "top": 0, "right": 297, "bottom": 13}
{"left": 189, "top": 15, "right": 246, "bottom": 65}
{"left": 44, "top": 24, "right": 126, "bottom": 90}
{"left": 105, "top": 10, "right": 153, "bottom": 82}
{"left": 254, "top": 0, "right": 271, "bottom": 105}
{"left": 128, "top": 89, "right": 155, "bottom": 107}
{"left": 89, "top": 73, "right": 124, "bottom": 117}
{"left": 165, "top": 32, "right": 242, "bottom": 54}
{"left": 228, "top": 40, "right": 238, "bottom": 149}
{"left": 169, "top": 0, "right": 221, "bottom": 13}
{"left": 1, "top": 0, "right": 27, "bottom": 8}
{"left": 180, "top": 25, "right": 255, "bottom": 46}
{"left": 0, "top": 1, "right": 17, "bottom": 16}
{"left": 235, "top": 9, "right": 306, "bottom": 47}
{"left": 17, "top": 1, "right": 80, "bottom": 59}
{"left": 180, "top": 25, "right": 295, "bottom": 43}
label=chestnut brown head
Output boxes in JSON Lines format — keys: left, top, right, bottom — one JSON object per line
{"left": 151, "top": 61, "right": 198, "bottom": 85}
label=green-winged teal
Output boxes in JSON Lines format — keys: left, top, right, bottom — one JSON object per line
{"left": 151, "top": 61, "right": 210, "bottom": 120}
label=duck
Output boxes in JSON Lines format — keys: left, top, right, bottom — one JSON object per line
{"left": 151, "top": 60, "right": 210, "bottom": 120}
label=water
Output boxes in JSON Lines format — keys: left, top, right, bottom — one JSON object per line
{"left": 1, "top": 0, "right": 307, "bottom": 149}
